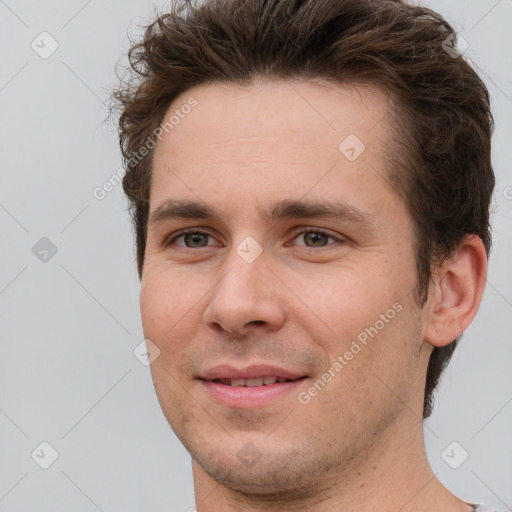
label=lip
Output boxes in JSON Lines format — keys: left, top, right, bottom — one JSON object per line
{"left": 198, "top": 364, "right": 308, "bottom": 408}
{"left": 200, "top": 379, "right": 307, "bottom": 408}
{"left": 200, "top": 364, "right": 305, "bottom": 381}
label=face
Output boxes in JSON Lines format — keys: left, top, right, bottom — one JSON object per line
{"left": 141, "top": 80, "right": 428, "bottom": 497}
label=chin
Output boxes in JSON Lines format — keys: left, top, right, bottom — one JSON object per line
{"left": 186, "top": 435, "right": 341, "bottom": 501}
{"left": 198, "top": 457, "right": 319, "bottom": 499}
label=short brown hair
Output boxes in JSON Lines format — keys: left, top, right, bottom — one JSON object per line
{"left": 111, "top": 0, "right": 495, "bottom": 418}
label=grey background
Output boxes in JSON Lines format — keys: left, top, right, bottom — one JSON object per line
{"left": 0, "top": 0, "right": 511, "bottom": 511}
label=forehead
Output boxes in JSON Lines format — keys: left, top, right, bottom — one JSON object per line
{"left": 157, "top": 79, "right": 390, "bottom": 151}
{"left": 150, "top": 79, "right": 397, "bottom": 221}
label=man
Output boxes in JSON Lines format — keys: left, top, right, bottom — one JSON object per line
{"left": 112, "top": 0, "right": 500, "bottom": 510}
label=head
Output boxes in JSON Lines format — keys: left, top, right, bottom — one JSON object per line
{"left": 112, "top": 0, "right": 494, "bottom": 498}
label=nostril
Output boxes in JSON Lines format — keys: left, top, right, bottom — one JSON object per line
{"left": 248, "top": 320, "right": 265, "bottom": 326}
{"left": 208, "top": 322, "right": 224, "bottom": 333}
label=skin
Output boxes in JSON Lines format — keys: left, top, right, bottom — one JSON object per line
{"left": 140, "top": 80, "right": 487, "bottom": 511}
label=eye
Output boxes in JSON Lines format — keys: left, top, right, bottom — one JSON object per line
{"left": 168, "top": 231, "right": 217, "bottom": 248}
{"left": 290, "top": 228, "right": 342, "bottom": 248}
{"left": 166, "top": 228, "right": 344, "bottom": 250}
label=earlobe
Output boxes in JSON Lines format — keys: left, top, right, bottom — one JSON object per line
{"left": 423, "top": 235, "right": 488, "bottom": 348}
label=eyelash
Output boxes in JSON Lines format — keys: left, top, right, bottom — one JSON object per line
{"left": 166, "top": 227, "right": 344, "bottom": 249}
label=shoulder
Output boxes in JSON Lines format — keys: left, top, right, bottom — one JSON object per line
{"left": 473, "top": 505, "right": 505, "bottom": 512}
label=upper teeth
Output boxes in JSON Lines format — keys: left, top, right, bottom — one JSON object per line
{"left": 216, "top": 376, "right": 291, "bottom": 387}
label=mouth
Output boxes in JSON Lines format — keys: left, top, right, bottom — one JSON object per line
{"left": 198, "top": 365, "right": 308, "bottom": 408}
{"left": 211, "top": 376, "right": 303, "bottom": 387}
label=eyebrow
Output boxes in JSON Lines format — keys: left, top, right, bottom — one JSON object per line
{"left": 148, "top": 198, "right": 377, "bottom": 232}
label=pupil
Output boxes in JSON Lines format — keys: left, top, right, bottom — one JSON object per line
{"left": 185, "top": 233, "right": 208, "bottom": 247}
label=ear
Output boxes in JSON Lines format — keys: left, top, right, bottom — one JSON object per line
{"left": 423, "top": 235, "right": 488, "bottom": 348}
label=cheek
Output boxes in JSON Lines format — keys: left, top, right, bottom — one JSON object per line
{"left": 287, "top": 263, "right": 404, "bottom": 345}
{"left": 140, "top": 271, "right": 201, "bottom": 413}
{"left": 303, "top": 303, "right": 420, "bottom": 433}
{"left": 290, "top": 260, "right": 419, "bottom": 409}
{"left": 139, "top": 268, "right": 204, "bottom": 355}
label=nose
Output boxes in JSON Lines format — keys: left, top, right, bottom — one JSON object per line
{"left": 203, "top": 249, "right": 286, "bottom": 338}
